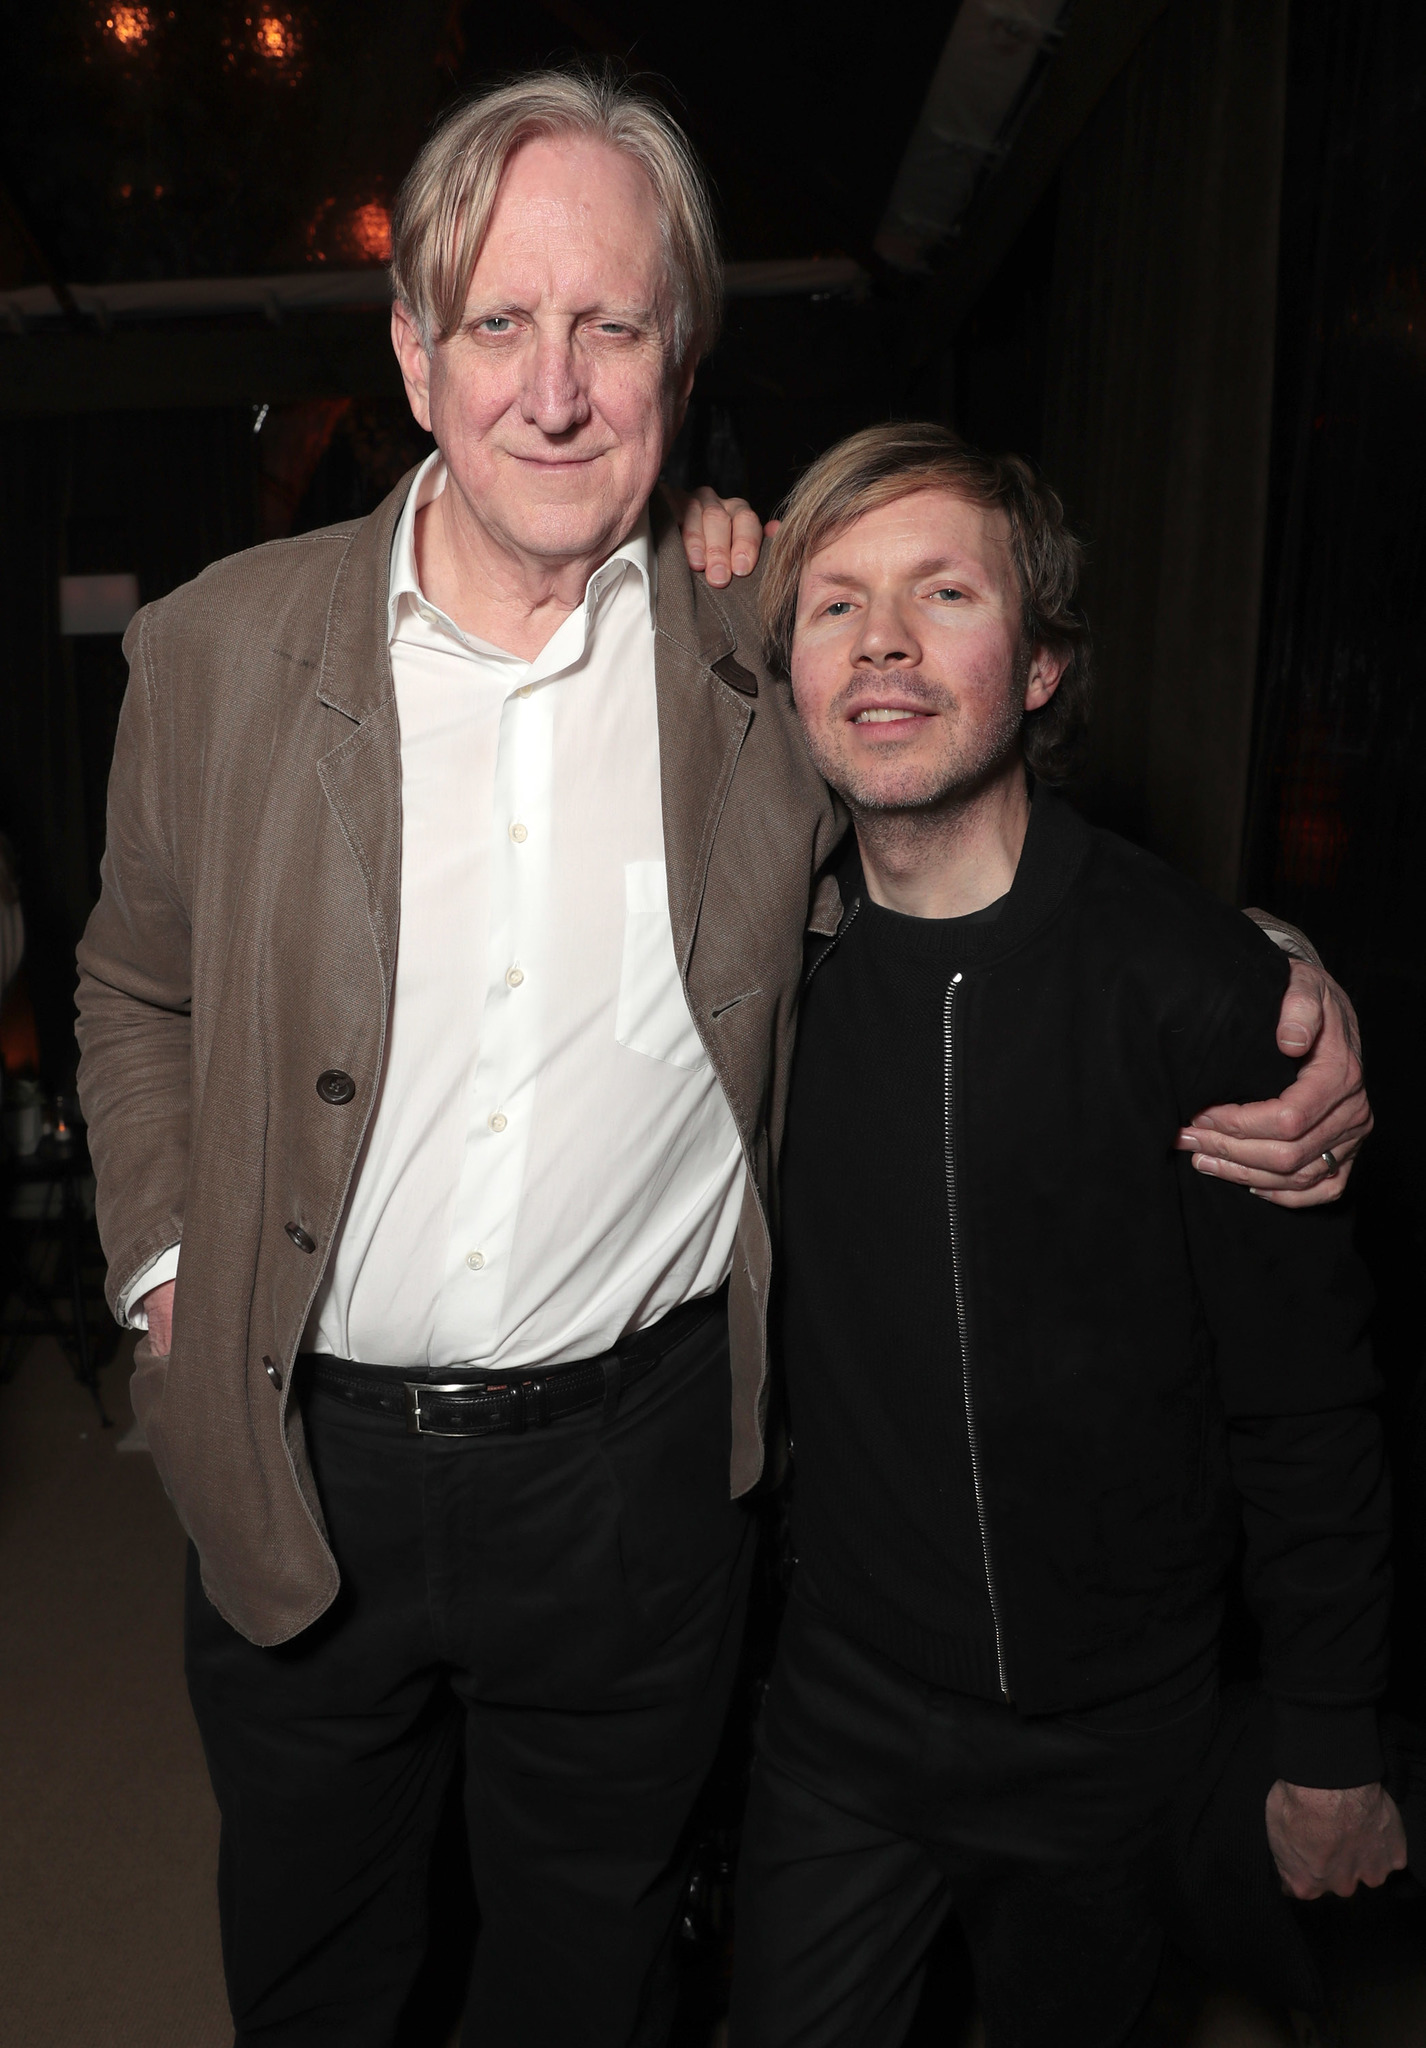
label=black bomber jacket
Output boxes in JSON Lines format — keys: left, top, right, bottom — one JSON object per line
{"left": 797, "top": 787, "right": 1389, "bottom": 1784}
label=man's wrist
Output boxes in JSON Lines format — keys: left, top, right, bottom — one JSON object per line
{"left": 1273, "top": 1698, "right": 1384, "bottom": 1789}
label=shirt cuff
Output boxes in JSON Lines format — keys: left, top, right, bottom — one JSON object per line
{"left": 120, "top": 1243, "right": 181, "bottom": 1329}
{"left": 1242, "top": 907, "right": 1324, "bottom": 970}
{"left": 1273, "top": 1699, "right": 1384, "bottom": 1789}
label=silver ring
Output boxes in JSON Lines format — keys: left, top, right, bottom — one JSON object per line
{"left": 1321, "top": 1149, "right": 1340, "bottom": 1175}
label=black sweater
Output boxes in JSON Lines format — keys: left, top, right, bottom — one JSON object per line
{"left": 779, "top": 788, "right": 1389, "bottom": 1788}
{"left": 782, "top": 888, "right": 1007, "bottom": 1699}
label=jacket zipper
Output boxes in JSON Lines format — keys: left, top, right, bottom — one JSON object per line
{"left": 802, "top": 893, "right": 861, "bottom": 993}
{"left": 943, "top": 971, "right": 1012, "bottom": 1702}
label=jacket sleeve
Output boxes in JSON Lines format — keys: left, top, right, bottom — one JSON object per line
{"left": 1242, "top": 905, "right": 1323, "bottom": 967}
{"left": 1176, "top": 944, "right": 1389, "bottom": 1789}
{"left": 75, "top": 608, "right": 193, "bottom": 1320}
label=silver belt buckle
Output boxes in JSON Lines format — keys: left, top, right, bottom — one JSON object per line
{"left": 403, "top": 1379, "right": 492, "bottom": 1436}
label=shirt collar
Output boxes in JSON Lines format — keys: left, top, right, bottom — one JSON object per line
{"left": 387, "top": 450, "right": 656, "bottom": 652}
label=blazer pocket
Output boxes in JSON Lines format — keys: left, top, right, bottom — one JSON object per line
{"left": 614, "top": 860, "right": 708, "bottom": 1070}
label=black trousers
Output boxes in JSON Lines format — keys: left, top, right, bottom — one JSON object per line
{"left": 185, "top": 1306, "right": 753, "bottom": 2048}
{"left": 729, "top": 1593, "right": 1218, "bottom": 2048}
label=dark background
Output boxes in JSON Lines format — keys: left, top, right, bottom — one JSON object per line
{"left": 0, "top": 0, "right": 1422, "bottom": 2029}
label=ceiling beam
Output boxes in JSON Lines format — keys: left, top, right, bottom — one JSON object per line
{"left": 0, "top": 316, "right": 402, "bottom": 417}
{"left": 0, "top": 171, "right": 82, "bottom": 321}
{"left": 0, "top": 261, "right": 869, "bottom": 415}
{"left": 924, "top": 0, "right": 1171, "bottom": 334}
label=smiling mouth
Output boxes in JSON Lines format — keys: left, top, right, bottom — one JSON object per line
{"left": 852, "top": 707, "right": 925, "bottom": 723}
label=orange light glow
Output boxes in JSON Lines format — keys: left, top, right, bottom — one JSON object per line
{"left": 0, "top": 970, "right": 42, "bottom": 1075}
{"left": 349, "top": 202, "right": 392, "bottom": 263}
{"left": 253, "top": 12, "right": 299, "bottom": 61}
{"left": 106, "top": 5, "right": 154, "bottom": 45}
{"left": 305, "top": 195, "right": 336, "bottom": 262}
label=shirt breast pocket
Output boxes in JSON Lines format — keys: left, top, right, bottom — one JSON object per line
{"left": 615, "top": 860, "right": 708, "bottom": 1070}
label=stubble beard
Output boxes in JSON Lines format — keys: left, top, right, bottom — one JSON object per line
{"left": 804, "top": 665, "right": 1027, "bottom": 863}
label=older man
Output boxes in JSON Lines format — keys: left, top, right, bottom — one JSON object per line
{"left": 76, "top": 67, "right": 1368, "bottom": 2048}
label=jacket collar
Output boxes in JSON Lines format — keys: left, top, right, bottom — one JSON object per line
{"left": 312, "top": 473, "right": 767, "bottom": 989}
{"left": 819, "top": 781, "right": 1094, "bottom": 967}
{"left": 386, "top": 451, "right": 657, "bottom": 652}
{"left": 647, "top": 492, "right": 761, "bottom": 969}
{"left": 319, "top": 469, "right": 700, "bottom": 727}
{"left": 649, "top": 491, "right": 740, "bottom": 668}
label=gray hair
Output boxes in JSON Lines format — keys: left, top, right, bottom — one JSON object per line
{"left": 390, "top": 66, "right": 722, "bottom": 370}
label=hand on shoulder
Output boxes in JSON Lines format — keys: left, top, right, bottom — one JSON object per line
{"left": 668, "top": 484, "right": 777, "bottom": 587}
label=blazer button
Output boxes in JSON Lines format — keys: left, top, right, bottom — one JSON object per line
{"left": 263, "top": 1355, "right": 284, "bottom": 1390}
{"left": 285, "top": 1221, "right": 317, "bottom": 1254}
{"left": 316, "top": 1069, "right": 356, "bottom": 1105}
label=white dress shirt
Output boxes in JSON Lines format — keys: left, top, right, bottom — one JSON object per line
{"left": 126, "top": 454, "right": 745, "bottom": 1370}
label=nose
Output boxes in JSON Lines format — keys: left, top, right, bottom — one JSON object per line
{"left": 855, "top": 590, "right": 922, "bottom": 670}
{"left": 521, "top": 325, "right": 591, "bottom": 438}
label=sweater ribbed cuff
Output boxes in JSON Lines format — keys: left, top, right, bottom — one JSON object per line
{"left": 1273, "top": 1699, "right": 1384, "bottom": 1789}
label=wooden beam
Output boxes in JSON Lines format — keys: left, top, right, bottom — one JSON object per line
{"left": 0, "top": 314, "right": 402, "bottom": 417}
{"left": 0, "top": 172, "right": 82, "bottom": 320}
{"left": 927, "top": 0, "right": 1171, "bottom": 333}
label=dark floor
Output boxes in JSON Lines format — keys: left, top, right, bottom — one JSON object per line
{"left": 3, "top": 1334, "right": 1424, "bottom": 2048}
{"left": 0, "top": 1336, "right": 229, "bottom": 2047}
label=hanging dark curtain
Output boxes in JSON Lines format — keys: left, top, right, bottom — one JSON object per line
{"left": 1246, "top": 0, "right": 1426, "bottom": 971}
{"left": 1041, "top": 0, "right": 1291, "bottom": 901}
{"left": 1245, "top": 0, "right": 1426, "bottom": 1702}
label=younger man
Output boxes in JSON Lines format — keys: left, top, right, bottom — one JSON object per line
{"left": 730, "top": 424, "right": 1405, "bottom": 2047}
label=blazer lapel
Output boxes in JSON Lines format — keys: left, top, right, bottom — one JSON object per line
{"left": 313, "top": 468, "right": 413, "bottom": 996}
{"left": 651, "top": 501, "right": 753, "bottom": 971}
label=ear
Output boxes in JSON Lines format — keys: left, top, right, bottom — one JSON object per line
{"left": 1023, "top": 644, "right": 1069, "bottom": 713}
{"left": 391, "top": 301, "right": 434, "bottom": 434}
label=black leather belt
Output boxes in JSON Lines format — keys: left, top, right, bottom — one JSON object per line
{"left": 301, "top": 1285, "right": 727, "bottom": 1438}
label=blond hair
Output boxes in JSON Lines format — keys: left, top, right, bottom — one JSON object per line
{"left": 390, "top": 66, "right": 721, "bottom": 368}
{"left": 761, "top": 422, "right": 1092, "bottom": 783}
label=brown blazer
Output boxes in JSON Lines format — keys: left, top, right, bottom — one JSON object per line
{"left": 76, "top": 473, "right": 844, "bottom": 1646}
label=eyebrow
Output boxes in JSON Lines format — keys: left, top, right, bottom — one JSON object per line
{"left": 803, "top": 553, "right": 983, "bottom": 590}
{"left": 461, "top": 297, "right": 663, "bottom": 327}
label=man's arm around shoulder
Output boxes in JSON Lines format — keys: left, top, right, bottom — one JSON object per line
{"left": 1176, "top": 958, "right": 1403, "bottom": 1898}
{"left": 1178, "top": 910, "right": 1372, "bottom": 1207}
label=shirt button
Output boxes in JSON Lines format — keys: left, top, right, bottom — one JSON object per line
{"left": 515, "top": 684, "right": 532, "bottom": 699}
{"left": 510, "top": 822, "right": 528, "bottom": 843}
{"left": 505, "top": 966, "right": 524, "bottom": 988}
{"left": 489, "top": 1112, "right": 508, "bottom": 1133}
{"left": 465, "top": 1250, "right": 485, "bottom": 1271}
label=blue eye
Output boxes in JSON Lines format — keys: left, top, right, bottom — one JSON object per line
{"left": 932, "top": 587, "right": 963, "bottom": 602}
{"left": 825, "top": 601, "right": 854, "bottom": 617}
{"left": 479, "top": 316, "right": 514, "bottom": 334}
